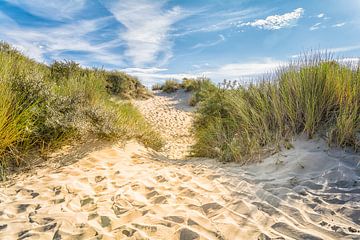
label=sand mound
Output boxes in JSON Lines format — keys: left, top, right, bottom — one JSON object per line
{"left": 0, "top": 91, "right": 359, "bottom": 239}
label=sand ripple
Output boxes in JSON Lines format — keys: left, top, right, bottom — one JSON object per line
{"left": 0, "top": 141, "right": 359, "bottom": 239}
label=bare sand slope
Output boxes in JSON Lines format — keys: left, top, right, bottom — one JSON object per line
{"left": 0, "top": 91, "right": 359, "bottom": 240}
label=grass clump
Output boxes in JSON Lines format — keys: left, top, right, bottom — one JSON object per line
{"left": 181, "top": 78, "right": 197, "bottom": 92}
{"left": 192, "top": 54, "right": 360, "bottom": 163}
{"left": 186, "top": 77, "right": 218, "bottom": 106}
{"left": 106, "top": 71, "right": 152, "bottom": 99}
{"left": 161, "top": 79, "right": 181, "bottom": 93}
{"left": 151, "top": 83, "right": 163, "bottom": 91}
{"left": 0, "top": 42, "right": 163, "bottom": 178}
{"left": 151, "top": 77, "right": 217, "bottom": 106}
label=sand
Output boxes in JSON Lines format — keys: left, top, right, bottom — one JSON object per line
{"left": 134, "top": 90, "right": 195, "bottom": 160}
{"left": 0, "top": 91, "right": 359, "bottom": 239}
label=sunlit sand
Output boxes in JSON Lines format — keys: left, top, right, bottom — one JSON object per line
{"left": 0, "top": 91, "right": 359, "bottom": 239}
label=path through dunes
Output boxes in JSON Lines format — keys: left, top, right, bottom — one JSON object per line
{"left": 0, "top": 92, "right": 359, "bottom": 239}
{"left": 134, "top": 90, "right": 195, "bottom": 160}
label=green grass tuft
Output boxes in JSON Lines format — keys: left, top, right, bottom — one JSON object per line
{"left": 0, "top": 42, "right": 163, "bottom": 178}
{"left": 161, "top": 79, "right": 181, "bottom": 93}
{"left": 151, "top": 77, "right": 217, "bottom": 107}
{"left": 192, "top": 55, "right": 360, "bottom": 163}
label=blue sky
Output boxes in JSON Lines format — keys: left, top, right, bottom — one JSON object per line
{"left": 0, "top": 0, "right": 360, "bottom": 85}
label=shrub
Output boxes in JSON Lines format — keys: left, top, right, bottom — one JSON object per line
{"left": 152, "top": 83, "right": 163, "bottom": 91}
{"left": 192, "top": 55, "right": 360, "bottom": 163}
{"left": 186, "top": 77, "right": 217, "bottom": 106}
{"left": 161, "top": 79, "right": 181, "bottom": 93}
{"left": 181, "top": 78, "right": 197, "bottom": 92}
{"left": 106, "top": 71, "right": 151, "bottom": 99}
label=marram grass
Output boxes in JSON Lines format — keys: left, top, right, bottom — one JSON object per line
{"left": 0, "top": 42, "right": 163, "bottom": 178}
{"left": 192, "top": 55, "right": 360, "bottom": 163}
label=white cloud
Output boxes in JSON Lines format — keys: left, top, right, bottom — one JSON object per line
{"left": 328, "top": 44, "right": 360, "bottom": 53}
{"left": 5, "top": 0, "right": 86, "bottom": 20}
{"left": 130, "top": 58, "right": 284, "bottom": 86}
{"left": 332, "top": 22, "right": 346, "bottom": 27}
{"left": 310, "top": 22, "right": 321, "bottom": 31}
{"left": 201, "top": 59, "right": 284, "bottom": 81}
{"left": 192, "top": 63, "right": 210, "bottom": 69}
{"left": 0, "top": 12, "right": 124, "bottom": 66}
{"left": 175, "top": 8, "right": 258, "bottom": 36}
{"left": 191, "top": 34, "right": 225, "bottom": 49}
{"left": 121, "top": 67, "right": 197, "bottom": 87}
{"left": 317, "top": 13, "right": 325, "bottom": 18}
{"left": 239, "top": 8, "right": 304, "bottom": 30}
{"left": 122, "top": 67, "right": 168, "bottom": 74}
{"left": 102, "top": 0, "right": 186, "bottom": 66}
{"left": 291, "top": 45, "right": 360, "bottom": 59}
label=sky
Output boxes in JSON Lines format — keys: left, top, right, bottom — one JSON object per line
{"left": 0, "top": 0, "right": 360, "bottom": 85}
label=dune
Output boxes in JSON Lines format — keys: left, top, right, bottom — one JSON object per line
{"left": 0, "top": 90, "right": 359, "bottom": 239}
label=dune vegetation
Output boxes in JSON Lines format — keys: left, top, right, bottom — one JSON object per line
{"left": 0, "top": 42, "right": 163, "bottom": 179}
{"left": 152, "top": 77, "right": 218, "bottom": 106}
{"left": 192, "top": 55, "right": 360, "bottom": 163}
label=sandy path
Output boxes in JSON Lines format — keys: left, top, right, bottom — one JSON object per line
{"left": 0, "top": 91, "right": 359, "bottom": 239}
{"left": 134, "top": 90, "right": 195, "bottom": 159}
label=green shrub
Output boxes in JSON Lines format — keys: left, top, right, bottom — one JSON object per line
{"left": 162, "top": 79, "right": 181, "bottom": 93}
{"left": 181, "top": 78, "right": 197, "bottom": 92}
{"left": 152, "top": 83, "right": 163, "bottom": 91}
{"left": 187, "top": 77, "right": 217, "bottom": 106}
{"left": 192, "top": 56, "right": 360, "bottom": 163}
{"left": 106, "top": 71, "right": 151, "bottom": 99}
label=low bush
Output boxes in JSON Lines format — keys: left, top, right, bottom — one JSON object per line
{"left": 161, "top": 79, "right": 181, "bottom": 93}
{"left": 181, "top": 78, "right": 197, "bottom": 92}
{"left": 151, "top": 77, "right": 217, "bottom": 106}
{"left": 152, "top": 83, "right": 163, "bottom": 91}
{"left": 0, "top": 42, "right": 163, "bottom": 178}
{"left": 192, "top": 55, "right": 360, "bottom": 163}
{"left": 106, "top": 71, "right": 151, "bottom": 99}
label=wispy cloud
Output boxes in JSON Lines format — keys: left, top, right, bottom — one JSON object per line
{"left": 332, "top": 22, "right": 346, "bottom": 28}
{"left": 122, "top": 67, "right": 168, "bottom": 74}
{"left": 310, "top": 22, "right": 321, "bottom": 31}
{"left": 5, "top": 0, "right": 86, "bottom": 20}
{"left": 191, "top": 34, "right": 225, "bottom": 49}
{"left": 0, "top": 10, "right": 124, "bottom": 66}
{"left": 328, "top": 44, "right": 360, "bottom": 53}
{"left": 201, "top": 58, "right": 284, "bottom": 80}
{"left": 130, "top": 58, "right": 284, "bottom": 86}
{"left": 174, "top": 8, "right": 260, "bottom": 36}
{"left": 291, "top": 44, "right": 360, "bottom": 59}
{"left": 102, "top": 0, "right": 187, "bottom": 66}
{"left": 317, "top": 13, "right": 325, "bottom": 18}
{"left": 239, "top": 8, "right": 304, "bottom": 30}
{"left": 121, "top": 67, "right": 197, "bottom": 86}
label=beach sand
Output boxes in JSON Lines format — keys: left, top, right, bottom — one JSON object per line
{"left": 0, "top": 91, "right": 359, "bottom": 239}
{"left": 134, "top": 90, "right": 195, "bottom": 160}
